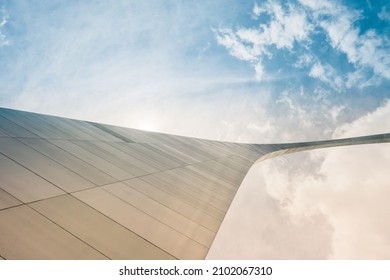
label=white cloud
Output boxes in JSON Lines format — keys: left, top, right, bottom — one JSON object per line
{"left": 209, "top": 100, "right": 390, "bottom": 259}
{"left": 309, "top": 62, "right": 343, "bottom": 91}
{"left": 303, "top": 0, "right": 390, "bottom": 84}
{"left": 254, "top": 61, "right": 264, "bottom": 80}
{"left": 290, "top": 101, "right": 390, "bottom": 258}
{"left": 346, "top": 68, "right": 382, "bottom": 89}
{"left": 301, "top": 0, "right": 390, "bottom": 80}
{"left": 258, "top": 1, "right": 312, "bottom": 49}
{"left": 1, "top": 1, "right": 384, "bottom": 147}
{"left": 247, "top": 121, "right": 274, "bottom": 134}
{"left": 329, "top": 105, "right": 345, "bottom": 122}
{"left": 207, "top": 158, "right": 333, "bottom": 259}
{"left": 6, "top": 1, "right": 277, "bottom": 137}
{"left": 333, "top": 99, "right": 390, "bottom": 138}
{"left": 0, "top": 8, "right": 9, "bottom": 46}
{"left": 215, "top": 0, "right": 312, "bottom": 81}
{"left": 217, "top": 0, "right": 390, "bottom": 88}
{"left": 298, "top": 0, "right": 335, "bottom": 11}
{"left": 378, "top": 5, "right": 390, "bottom": 22}
{"left": 215, "top": 28, "right": 258, "bottom": 62}
{"left": 272, "top": 88, "right": 345, "bottom": 140}
{"left": 293, "top": 53, "right": 313, "bottom": 68}
{"left": 252, "top": 3, "right": 263, "bottom": 18}
{"left": 309, "top": 62, "right": 325, "bottom": 78}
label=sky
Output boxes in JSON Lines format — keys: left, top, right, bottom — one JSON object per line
{"left": 0, "top": 0, "right": 390, "bottom": 259}
{"left": 0, "top": 0, "right": 389, "bottom": 143}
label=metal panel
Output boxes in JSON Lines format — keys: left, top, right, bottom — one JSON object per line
{"left": 23, "top": 113, "right": 74, "bottom": 139}
{"left": 164, "top": 168, "right": 234, "bottom": 201}
{"left": 0, "top": 153, "right": 65, "bottom": 203}
{"left": 123, "top": 178, "right": 220, "bottom": 232}
{"left": 0, "top": 205, "right": 107, "bottom": 259}
{"left": 101, "top": 125, "right": 158, "bottom": 143}
{"left": 19, "top": 138, "right": 116, "bottom": 186}
{"left": 30, "top": 195, "right": 175, "bottom": 260}
{"left": 37, "top": 114, "right": 126, "bottom": 142}
{"left": 192, "top": 160, "right": 247, "bottom": 185}
{"left": 93, "top": 141, "right": 160, "bottom": 174}
{"left": 102, "top": 182, "right": 215, "bottom": 247}
{"left": 74, "top": 140, "right": 151, "bottom": 177}
{"left": 87, "top": 123, "right": 135, "bottom": 143}
{"left": 109, "top": 142, "right": 169, "bottom": 172}
{"left": 0, "top": 138, "right": 95, "bottom": 193}
{"left": 149, "top": 171, "right": 230, "bottom": 211}
{"left": 139, "top": 143, "right": 189, "bottom": 166}
{"left": 145, "top": 142, "right": 201, "bottom": 165}
{"left": 191, "top": 139, "right": 234, "bottom": 158}
{"left": 186, "top": 164, "right": 237, "bottom": 189}
{"left": 0, "top": 188, "right": 22, "bottom": 210}
{"left": 171, "top": 167, "right": 236, "bottom": 197}
{"left": 32, "top": 114, "right": 94, "bottom": 140}
{"left": 0, "top": 109, "right": 64, "bottom": 139}
{"left": 73, "top": 187, "right": 208, "bottom": 259}
{"left": 49, "top": 139, "right": 134, "bottom": 181}
{"left": 0, "top": 116, "right": 39, "bottom": 138}
{"left": 115, "top": 143, "right": 182, "bottom": 171}
{"left": 182, "top": 165, "right": 236, "bottom": 192}
{"left": 221, "top": 154, "right": 257, "bottom": 171}
{"left": 1, "top": 108, "right": 385, "bottom": 260}
{"left": 0, "top": 130, "right": 8, "bottom": 137}
{"left": 147, "top": 134, "right": 214, "bottom": 162}
{"left": 79, "top": 122, "right": 129, "bottom": 142}
{"left": 141, "top": 174, "right": 225, "bottom": 220}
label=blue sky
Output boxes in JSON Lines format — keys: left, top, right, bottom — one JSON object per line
{"left": 0, "top": 0, "right": 389, "bottom": 143}
{"left": 1, "top": 0, "right": 390, "bottom": 260}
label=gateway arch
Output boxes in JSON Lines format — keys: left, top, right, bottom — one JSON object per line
{"left": 0, "top": 107, "right": 389, "bottom": 259}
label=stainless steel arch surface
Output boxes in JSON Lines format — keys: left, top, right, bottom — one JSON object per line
{"left": 0, "top": 107, "right": 388, "bottom": 259}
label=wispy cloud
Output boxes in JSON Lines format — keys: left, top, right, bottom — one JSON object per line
{"left": 0, "top": 8, "right": 9, "bottom": 47}
{"left": 378, "top": 4, "right": 390, "bottom": 22}
{"left": 301, "top": 0, "right": 390, "bottom": 81}
{"left": 1, "top": 1, "right": 389, "bottom": 260}
{"left": 309, "top": 62, "right": 343, "bottom": 91}
{"left": 0, "top": 1, "right": 253, "bottom": 133}
{"left": 215, "top": 0, "right": 390, "bottom": 89}
{"left": 215, "top": 1, "right": 312, "bottom": 81}
{"left": 0, "top": 1, "right": 387, "bottom": 145}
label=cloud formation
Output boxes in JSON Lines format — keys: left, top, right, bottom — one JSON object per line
{"left": 0, "top": 2, "right": 247, "bottom": 131}
{"left": 216, "top": 1, "right": 312, "bottom": 81}
{"left": 309, "top": 62, "right": 343, "bottom": 91}
{"left": 1, "top": 1, "right": 389, "bottom": 259}
{"left": 208, "top": 100, "right": 390, "bottom": 259}
{"left": 0, "top": 1, "right": 387, "bottom": 146}
{"left": 207, "top": 157, "right": 333, "bottom": 259}
{"left": 378, "top": 5, "right": 390, "bottom": 22}
{"left": 0, "top": 8, "right": 9, "bottom": 47}
{"left": 215, "top": 0, "right": 390, "bottom": 88}
{"left": 301, "top": 0, "right": 390, "bottom": 81}
{"left": 290, "top": 101, "right": 390, "bottom": 258}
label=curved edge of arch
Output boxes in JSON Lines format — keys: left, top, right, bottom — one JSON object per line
{"left": 206, "top": 132, "right": 390, "bottom": 259}
{"left": 254, "top": 133, "right": 390, "bottom": 165}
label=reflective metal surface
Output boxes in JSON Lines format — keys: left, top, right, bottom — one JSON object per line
{"left": 0, "top": 107, "right": 389, "bottom": 259}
